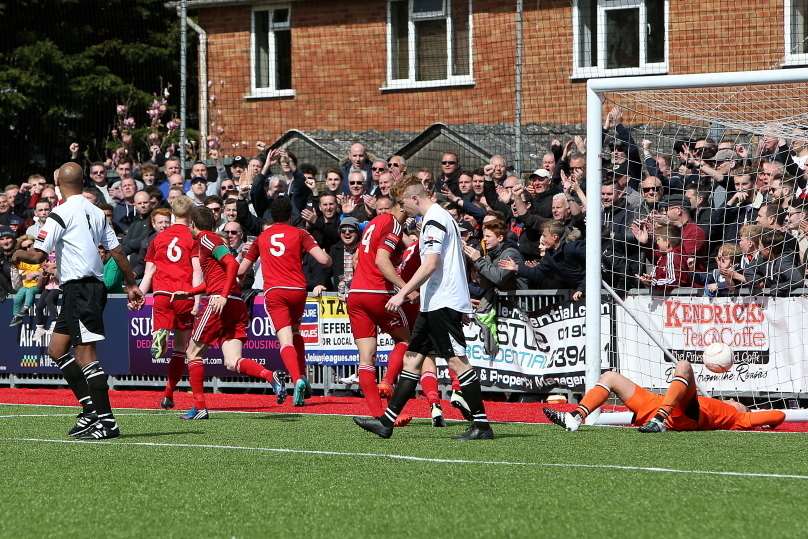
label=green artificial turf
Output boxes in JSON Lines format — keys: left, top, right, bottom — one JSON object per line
{"left": 0, "top": 404, "right": 806, "bottom": 538}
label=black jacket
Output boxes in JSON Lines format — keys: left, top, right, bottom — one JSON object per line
{"left": 516, "top": 239, "right": 587, "bottom": 293}
{"left": 123, "top": 212, "right": 153, "bottom": 255}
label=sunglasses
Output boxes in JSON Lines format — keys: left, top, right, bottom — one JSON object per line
{"left": 225, "top": 230, "right": 241, "bottom": 235}
{"left": 441, "top": 160, "right": 457, "bottom": 165}
{"left": 349, "top": 181, "right": 364, "bottom": 186}
{"left": 642, "top": 186, "right": 662, "bottom": 193}
{"left": 340, "top": 228, "right": 357, "bottom": 233}
{"left": 372, "top": 167, "right": 386, "bottom": 172}
{"left": 388, "top": 162, "right": 401, "bottom": 168}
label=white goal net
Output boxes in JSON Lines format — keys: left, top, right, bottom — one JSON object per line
{"left": 586, "top": 70, "right": 808, "bottom": 417}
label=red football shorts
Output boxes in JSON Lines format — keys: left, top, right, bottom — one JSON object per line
{"left": 152, "top": 294, "right": 194, "bottom": 331}
{"left": 401, "top": 300, "right": 419, "bottom": 331}
{"left": 347, "top": 291, "right": 409, "bottom": 340}
{"left": 264, "top": 288, "right": 307, "bottom": 332}
{"left": 191, "top": 297, "right": 248, "bottom": 346}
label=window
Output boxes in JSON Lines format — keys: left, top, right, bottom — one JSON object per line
{"left": 250, "top": 6, "right": 294, "bottom": 98}
{"left": 785, "top": 0, "right": 808, "bottom": 65}
{"left": 573, "top": 0, "right": 667, "bottom": 78}
{"left": 384, "top": 0, "right": 474, "bottom": 90}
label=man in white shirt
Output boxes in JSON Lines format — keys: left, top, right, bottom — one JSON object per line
{"left": 13, "top": 162, "right": 143, "bottom": 441}
{"left": 353, "top": 176, "right": 493, "bottom": 441}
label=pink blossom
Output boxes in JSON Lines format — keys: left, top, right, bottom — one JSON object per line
{"left": 123, "top": 117, "right": 136, "bottom": 128}
{"left": 116, "top": 104, "right": 127, "bottom": 115}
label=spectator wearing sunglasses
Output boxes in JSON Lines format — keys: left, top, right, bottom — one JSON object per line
{"left": 435, "top": 151, "right": 462, "bottom": 194}
{"left": 387, "top": 155, "right": 407, "bottom": 178}
{"left": 368, "top": 160, "right": 387, "bottom": 196}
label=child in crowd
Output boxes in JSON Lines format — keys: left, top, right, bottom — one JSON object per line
{"left": 730, "top": 223, "right": 767, "bottom": 289}
{"left": 140, "top": 163, "right": 158, "bottom": 186}
{"left": 33, "top": 251, "right": 61, "bottom": 340}
{"left": 691, "top": 243, "right": 741, "bottom": 297}
{"left": 10, "top": 235, "right": 42, "bottom": 327}
{"left": 637, "top": 224, "right": 686, "bottom": 293}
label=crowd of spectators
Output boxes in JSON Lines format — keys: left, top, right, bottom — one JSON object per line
{"left": 2, "top": 105, "right": 808, "bottom": 332}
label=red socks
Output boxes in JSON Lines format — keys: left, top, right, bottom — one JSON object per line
{"left": 280, "top": 345, "right": 302, "bottom": 382}
{"left": 187, "top": 359, "right": 206, "bottom": 409}
{"left": 236, "top": 358, "right": 274, "bottom": 382}
{"left": 358, "top": 364, "right": 384, "bottom": 417}
{"left": 420, "top": 371, "right": 440, "bottom": 405}
{"left": 382, "top": 342, "right": 407, "bottom": 386}
{"left": 164, "top": 351, "right": 186, "bottom": 398}
{"left": 293, "top": 334, "right": 307, "bottom": 380}
{"left": 449, "top": 368, "right": 461, "bottom": 392}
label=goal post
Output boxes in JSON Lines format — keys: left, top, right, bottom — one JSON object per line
{"left": 584, "top": 68, "right": 808, "bottom": 425}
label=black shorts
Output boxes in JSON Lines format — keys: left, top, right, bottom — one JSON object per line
{"left": 53, "top": 277, "right": 107, "bottom": 345}
{"left": 408, "top": 307, "right": 468, "bottom": 359}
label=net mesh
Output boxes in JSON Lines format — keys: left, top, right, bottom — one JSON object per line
{"left": 599, "top": 82, "right": 808, "bottom": 410}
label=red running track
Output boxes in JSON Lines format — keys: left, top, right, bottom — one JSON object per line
{"left": 0, "top": 388, "right": 805, "bottom": 432}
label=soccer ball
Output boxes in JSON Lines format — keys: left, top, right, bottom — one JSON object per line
{"left": 702, "top": 342, "right": 733, "bottom": 373}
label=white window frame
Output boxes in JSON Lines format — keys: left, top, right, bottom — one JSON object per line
{"left": 784, "top": 0, "right": 808, "bottom": 66}
{"left": 572, "top": 0, "right": 668, "bottom": 79}
{"left": 382, "top": 0, "right": 475, "bottom": 91}
{"left": 248, "top": 4, "right": 295, "bottom": 99}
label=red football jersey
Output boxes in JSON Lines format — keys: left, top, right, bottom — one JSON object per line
{"left": 145, "top": 224, "right": 196, "bottom": 293}
{"left": 398, "top": 242, "right": 420, "bottom": 282}
{"left": 244, "top": 222, "right": 317, "bottom": 291}
{"left": 196, "top": 230, "right": 241, "bottom": 297}
{"left": 351, "top": 213, "right": 404, "bottom": 293}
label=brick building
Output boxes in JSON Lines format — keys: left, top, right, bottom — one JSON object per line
{"left": 184, "top": 0, "right": 805, "bottom": 172}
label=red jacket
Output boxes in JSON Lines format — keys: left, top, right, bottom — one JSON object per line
{"left": 652, "top": 245, "right": 688, "bottom": 292}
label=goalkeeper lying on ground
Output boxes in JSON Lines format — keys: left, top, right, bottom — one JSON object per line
{"left": 544, "top": 360, "right": 785, "bottom": 432}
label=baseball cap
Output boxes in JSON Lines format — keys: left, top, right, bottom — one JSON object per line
{"left": 713, "top": 149, "right": 738, "bottom": 162}
{"left": 339, "top": 217, "right": 360, "bottom": 231}
{"left": 529, "top": 168, "right": 552, "bottom": 179}
{"left": 8, "top": 215, "right": 23, "bottom": 226}
{"left": 659, "top": 194, "right": 688, "bottom": 208}
{"left": 191, "top": 176, "right": 207, "bottom": 185}
{"left": 0, "top": 226, "right": 14, "bottom": 239}
{"left": 232, "top": 155, "right": 247, "bottom": 168}
{"left": 458, "top": 221, "right": 476, "bottom": 234}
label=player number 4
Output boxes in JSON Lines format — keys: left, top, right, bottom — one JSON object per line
{"left": 361, "top": 224, "right": 375, "bottom": 254}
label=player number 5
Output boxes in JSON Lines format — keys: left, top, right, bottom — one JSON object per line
{"left": 167, "top": 237, "right": 182, "bottom": 262}
{"left": 269, "top": 233, "right": 286, "bottom": 256}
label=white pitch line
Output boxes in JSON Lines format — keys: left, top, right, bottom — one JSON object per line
{"left": 3, "top": 437, "right": 808, "bottom": 481}
{"left": 0, "top": 413, "right": 162, "bottom": 419}
{"left": 0, "top": 403, "right": 804, "bottom": 432}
